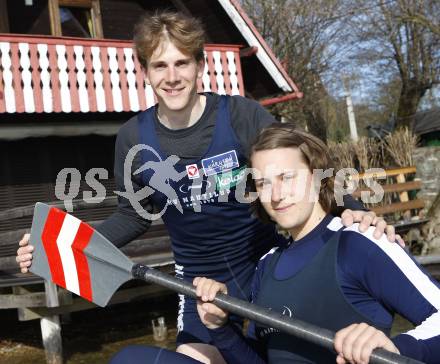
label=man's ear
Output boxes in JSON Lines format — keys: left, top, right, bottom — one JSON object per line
{"left": 143, "top": 68, "right": 151, "bottom": 85}
{"left": 197, "top": 59, "right": 205, "bottom": 79}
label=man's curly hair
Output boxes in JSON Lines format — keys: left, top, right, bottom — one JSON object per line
{"left": 133, "top": 10, "right": 206, "bottom": 69}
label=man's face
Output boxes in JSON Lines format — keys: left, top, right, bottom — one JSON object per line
{"left": 145, "top": 40, "right": 204, "bottom": 113}
{"left": 251, "top": 147, "right": 320, "bottom": 233}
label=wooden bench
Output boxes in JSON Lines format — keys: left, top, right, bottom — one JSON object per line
{"left": 0, "top": 198, "right": 174, "bottom": 364}
{"left": 350, "top": 166, "right": 429, "bottom": 233}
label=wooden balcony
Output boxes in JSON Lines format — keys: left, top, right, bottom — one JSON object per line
{"left": 0, "top": 34, "right": 244, "bottom": 114}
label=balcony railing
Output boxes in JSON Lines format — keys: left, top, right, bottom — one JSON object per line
{"left": 0, "top": 34, "right": 244, "bottom": 113}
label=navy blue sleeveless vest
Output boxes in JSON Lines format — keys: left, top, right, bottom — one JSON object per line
{"left": 254, "top": 229, "right": 391, "bottom": 363}
{"left": 138, "top": 96, "right": 277, "bottom": 297}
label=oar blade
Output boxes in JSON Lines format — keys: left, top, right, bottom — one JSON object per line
{"left": 29, "top": 202, "right": 134, "bottom": 307}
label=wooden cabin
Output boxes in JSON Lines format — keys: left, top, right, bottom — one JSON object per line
{"left": 0, "top": 1, "right": 302, "bottom": 362}
{"left": 0, "top": 0, "right": 302, "bottom": 235}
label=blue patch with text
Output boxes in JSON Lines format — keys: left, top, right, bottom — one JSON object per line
{"left": 201, "top": 150, "right": 239, "bottom": 176}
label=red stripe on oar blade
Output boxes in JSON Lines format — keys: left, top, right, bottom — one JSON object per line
{"left": 71, "top": 222, "right": 94, "bottom": 302}
{"left": 41, "top": 208, "right": 67, "bottom": 288}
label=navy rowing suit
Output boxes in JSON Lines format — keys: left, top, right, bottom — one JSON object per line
{"left": 138, "top": 96, "right": 279, "bottom": 345}
{"left": 207, "top": 215, "right": 440, "bottom": 363}
{"left": 251, "top": 226, "right": 388, "bottom": 363}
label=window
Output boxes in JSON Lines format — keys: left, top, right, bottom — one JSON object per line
{"left": 49, "top": 0, "right": 103, "bottom": 38}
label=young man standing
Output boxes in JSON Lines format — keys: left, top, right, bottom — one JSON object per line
{"left": 17, "top": 10, "right": 399, "bottom": 364}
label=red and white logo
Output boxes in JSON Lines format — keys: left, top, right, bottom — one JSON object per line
{"left": 41, "top": 208, "right": 94, "bottom": 302}
{"left": 186, "top": 164, "right": 200, "bottom": 179}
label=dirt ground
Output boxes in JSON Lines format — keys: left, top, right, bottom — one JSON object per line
{"left": 0, "top": 292, "right": 414, "bottom": 364}
{"left": 0, "top": 292, "right": 178, "bottom": 364}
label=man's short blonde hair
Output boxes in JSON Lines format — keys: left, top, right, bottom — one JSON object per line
{"left": 133, "top": 10, "right": 206, "bottom": 69}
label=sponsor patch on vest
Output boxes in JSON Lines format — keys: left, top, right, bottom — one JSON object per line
{"left": 186, "top": 164, "right": 200, "bottom": 179}
{"left": 215, "top": 165, "right": 247, "bottom": 190}
{"left": 201, "top": 150, "right": 239, "bottom": 176}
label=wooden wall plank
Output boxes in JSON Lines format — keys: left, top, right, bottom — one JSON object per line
{"left": 0, "top": 0, "right": 9, "bottom": 33}
{"left": 59, "top": 0, "right": 93, "bottom": 8}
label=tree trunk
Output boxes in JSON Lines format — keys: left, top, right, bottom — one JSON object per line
{"left": 395, "top": 81, "right": 426, "bottom": 129}
{"left": 305, "top": 110, "right": 327, "bottom": 143}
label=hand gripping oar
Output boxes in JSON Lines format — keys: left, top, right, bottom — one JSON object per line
{"left": 29, "top": 203, "right": 421, "bottom": 364}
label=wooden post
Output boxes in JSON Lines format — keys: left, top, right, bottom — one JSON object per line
{"left": 12, "top": 286, "right": 34, "bottom": 321}
{"left": 41, "top": 281, "right": 63, "bottom": 364}
{"left": 0, "top": 0, "right": 9, "bottom": 33}
{"left": 396, "top": 173, "right": 410, "bottom": 202}
{"left": 90, "top": 0, "right": 103, "bottom": 38}
{"left": 396, "top": 173, "right": 412, "bottom": 221}
{"left": 48, "top": 0, "right": 62, "bottom": 36}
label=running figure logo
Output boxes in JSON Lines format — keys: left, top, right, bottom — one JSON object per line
{"left": 115, "top": 144, "right": 186, "bottom": 220}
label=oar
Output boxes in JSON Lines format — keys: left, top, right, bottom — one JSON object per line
{"left": 29, "top": 203, "right": 421, "bottom": 364}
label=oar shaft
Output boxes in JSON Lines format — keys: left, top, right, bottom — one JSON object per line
{"left": 132, "top": 264, "right": 422, "bottom": 364}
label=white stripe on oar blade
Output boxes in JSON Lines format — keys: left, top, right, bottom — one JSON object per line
{"left": 56, "top": 214, "right": 81, "bottom": 295}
